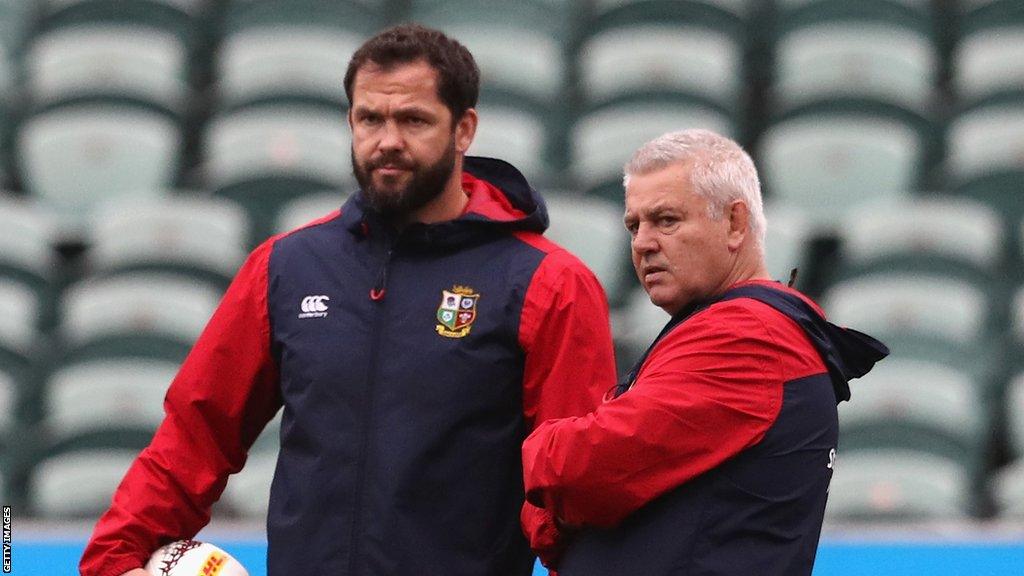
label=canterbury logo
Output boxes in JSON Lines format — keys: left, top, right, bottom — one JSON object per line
{"left": 298, "top": 295, "right": 330, "bottom": 318}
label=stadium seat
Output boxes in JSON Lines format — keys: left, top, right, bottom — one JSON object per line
{"left": 222, "top": 0, "right": 383, "bottom": 34}
{"left": 0, "top": 366, "right": 15, "bottom": 435}
{"left": 544, "top": 193, "right": 632, "bottom": 306}
{"left": 38, "top": 0, "right": 202, "bottom": 40}
{"left": 43, "top": 357, "right": 175, "bottom": 442}
{"left": 0, "top": 280, "right": 39, "bottom": 363}
{"left": 29, "top": 446, "right": 144, "bottom": 518}
{"left": 821, "top": 273, "right": 992, "bottom": 374}
{"left": 591, "top": 0, "right": 751, "bottom": 20}
{"left": 991, "top": 458, "right": 1024, "bottom": 518}
{"left": 274, "top": 191, "right": 347, "bottom": 234}
{"left": 59, "top": 272, "right": 221, "bottom": 362}
{"left": 772, "top": 20, "right": 936, "bottom": 114}
{"left": 412, "top": 0, "right": 567, "bottom": 107}
{"left": 758, "top": 110, "right": 922, "bottom": 232}
{"left": 571, "top": 97, "right": 734, "bottom": 196}
{"left": 217, "top": 24, "right": 365, "bottom": 110}
{"left": 954, "top": 25, "right": 1024, "bottom": 102}
{"left": 202, "top": 103, "right": 352, "bottom": 244}
{"left": 0, "top": 196, "right": 57, "bottom": 297}
{"left": 86, "top": 195, "right": 250, "bottom": 288}
{"left": 16, "top": 101, "right": 181, "bottom": 238}
{"left": 763, "top": 203, "right": 811, "bottom": 284}
{"left": 835, "top": 196, "right": 1004, "bottom": 282}
{"left": 1006, "top": 371, "right": 1024, "bottom": 457}
{"left": 839, "top": 358, "right": 988, "bottom": 465}
{"left": 468, "top": 104, "right": 550, "bottom": 184}
{"left": 946, "top": 97, "right": 1024, "bottom": 225}
{"left": 578, "top": 22, "right": 742, "bottom": 113}
{"left": 24, "top": 24, "right": 190, "bottom": 114}
{"left": 826, "top": 449, "right": 972, "bottom": 520}
{"left": 613, "top": 286, "right": 671, "bottom": 373}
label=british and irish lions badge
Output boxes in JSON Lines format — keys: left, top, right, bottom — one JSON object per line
{"left": 436, "top": 286, "right": 479, "bottom": 338}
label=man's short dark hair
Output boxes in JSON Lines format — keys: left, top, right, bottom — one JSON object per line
{"left": 344, "top": 24, "right": 480, "bottom": 122}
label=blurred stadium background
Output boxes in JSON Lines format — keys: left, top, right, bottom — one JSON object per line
{"left": 1, "top": 0, "right": 1024, "bottom": 573}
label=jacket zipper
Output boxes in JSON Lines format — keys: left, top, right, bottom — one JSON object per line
{"left": 348, "top": 240, "right": 393, "bottom": 574}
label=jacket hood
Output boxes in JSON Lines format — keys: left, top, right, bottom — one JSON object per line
{"left": 711, "top": 283, "right": 889, "bottom": 403}
{"left": 338, "top": 156, "right": 548, "bottom": 248}
{"left": 617, "top": 282, "right": 889, "bottom": 403}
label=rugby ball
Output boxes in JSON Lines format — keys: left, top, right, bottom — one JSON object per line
{"left": 144, "top": 540, "right": 249, "bottom": 576}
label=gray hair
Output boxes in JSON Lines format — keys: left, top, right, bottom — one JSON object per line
{"left": 623, "top": 129, "right": 766, "bottom": 252}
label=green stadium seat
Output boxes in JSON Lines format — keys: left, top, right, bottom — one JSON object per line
{"left": 0, "top": 280, "right": 39, "bottom": 363}
{"left": 763, "top": 203, "right": 811, "bottom": 285}
{"left": 990, "top": 457, "right": 1024, "bottom": 518}
{"left": 840, "top": 358, "right": 988, "bottom": 467}
{"left": 29, "top": 446, "right": 144, "bottom": 518}
{"left": 202, "top": 103, "right": 351, "bottom": 244}
{"left": 59, "top": 272, "right": 221, "bottom": 362}
{"left": 413, "top": 0, "right": 567, "bottom": 107}
{"left": 578, "top": 22, "right": 742, "bottom": 113}
{"left": 274, "top": 191, "right": 347, "bottom": 234}
{"left": 571, "top": 96, "right": 734, "bottom": 196}
{"left": 954, "top": 25, "right": 1024, "bottom": 103}
{"left": 25, "top": 24, "right": 190, "bottom": 114}
{"left": 824, "top": 273, "right": 989, "bottom": 345}
{"left": 217, "top": 24, "right": 365, "bottom": 110}
{"left": 87, "top": 195, "right": 250, "bottom": 289}
{"left": 544, "top": 192, "right": 632, "bottom": 306}
{"left": 468, "top": 105, "right": 551, "bottom": 185}
{"left": 825, "top": 449, "right": 972, "bottom": 520}
{"left": 0, "top": 196, "right": 57, "bottom": 298}
{"left": 43, "top": 358, "right": 175, "bottom": 443}
{"left": 772, "top": 21, "right": 936, "bottom": 114}
{"left": 1006, "top": 371, "right": 1024, "bottom": 458}
{"left": 822, "top": 272, "right": 994, "bottom": 380}
{"left": 16, "top": 101, "right": 181, "bottom": 239}
{"left": 613, "top": 286, "right": 670, "bottom": 374}
{"left": 835, "top": 196, "right": 1004, "bottom": 282}
{"left": 38, "top": 0, "right": 204, "bottom": 41}
{"left": 223, "top": 0, "right": 383, "bottom": 35}
{"left": 947, "top": 97, "right": 1024, "bottom": 224}
{"left": 758, "top": 110, "right": 922, "bottom": 233}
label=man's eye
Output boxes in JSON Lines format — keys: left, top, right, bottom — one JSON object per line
{"left": 657, "top": 217, "right": 677, "bottom": 227}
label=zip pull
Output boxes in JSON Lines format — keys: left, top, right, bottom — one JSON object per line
{"left": 370, "top": 248, "right": 393, "bottom": 301}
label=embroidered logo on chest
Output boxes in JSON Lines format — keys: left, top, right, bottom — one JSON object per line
{"left": 436, "top": 285, "right": 479, "bottom": 338}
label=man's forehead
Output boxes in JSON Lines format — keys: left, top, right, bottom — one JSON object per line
{"left": 352, "top": 59, "right": 440, "bottom": 99}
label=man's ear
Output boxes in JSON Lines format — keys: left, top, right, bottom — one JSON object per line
{"left": 726, "top": 200, "right": 749, "bottom": 251}
{"left": 455, "top": 108, "right": 478, "bottom": 154}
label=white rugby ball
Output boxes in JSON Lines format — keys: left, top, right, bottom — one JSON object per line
{"left": 144, "top": 540, "right": 249, "bottom": 576}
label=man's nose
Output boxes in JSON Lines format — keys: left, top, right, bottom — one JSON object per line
{"left": 631, "top": 223, "right": 658, "bottom": 255}
{"left": 378, "top": 120, "right": 404, "bottom": 151}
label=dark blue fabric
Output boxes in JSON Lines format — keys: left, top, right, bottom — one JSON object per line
{"left": 566, "top": 283, "right": 887, "bottom": 576}
{"left": 264, "top": 158, "right": 550, "bottom": 575}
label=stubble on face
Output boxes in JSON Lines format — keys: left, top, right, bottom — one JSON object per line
{"left": 352, "top": 134, "right": 457, "bottom": 219}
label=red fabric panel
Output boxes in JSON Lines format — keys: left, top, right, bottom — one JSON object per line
{"left": 80, "top": 239, "right": 282, "bottom": 576}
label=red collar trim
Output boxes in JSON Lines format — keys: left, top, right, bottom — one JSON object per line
{"left": 461, "top": 172, "right": 527, "bottom": 222}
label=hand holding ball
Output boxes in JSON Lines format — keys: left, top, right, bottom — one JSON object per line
{"left": 143, "top": 540, "right": 249, "bottom": 576}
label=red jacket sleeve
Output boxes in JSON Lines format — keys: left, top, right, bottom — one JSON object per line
{"left": 79, "top": 240, "right": 282, "bottom": 576}
{"left": 517, "top": 247, "right": 616, "bottom": 568}
{"left": 522, "top": 300, "right": 785, "bottom": 529}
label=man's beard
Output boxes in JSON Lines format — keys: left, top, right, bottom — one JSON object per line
{"left": 352, "top": 138, "right": 457, "bottom": 219}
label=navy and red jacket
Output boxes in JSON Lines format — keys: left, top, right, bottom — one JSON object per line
{"left": 523, "top": 281, "right": 888, "bottom": 575}
{"left": 80, "top": 157, "right": 616, "bottom": 576}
